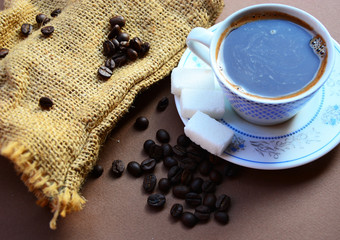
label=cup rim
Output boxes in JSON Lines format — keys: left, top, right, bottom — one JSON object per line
{"left": 210, "top": 3, "right": 335, "bottom": 104}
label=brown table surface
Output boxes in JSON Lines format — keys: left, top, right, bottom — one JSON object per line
{"left": 1, "top": 0, "right": 340, "bottom": 239}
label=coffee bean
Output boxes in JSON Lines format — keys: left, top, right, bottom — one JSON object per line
{"left": 214, "top": 211, "right": 229, "bottom": 225}
{"left": 147, "top": 193, "right": 166, "bottom": 208}
{"left": 199, "top": 160, "right": 213, "bottom": 176}
{"left": 203, "top": 193, "right": 216, "bottom": 211}
{"left": 42, "top": 17, "right": 51, "bottom": 25}
{"left": 177, "top": 134, "right": 191, "bottom": 148}
{"left": 186, "top": 149, "right": 205, "bottom": 163}
{"left": 0, "top": 48, "right": 9, "bottom": 58}
{"left": 161, "top": 143, "right": 173, "bottom": 157}
{"left": 172, "top": 185, "right": 190, "bottom": 199}
{"left": 139, "top": 42, "right": 150, "bottom": 57}
{"left": 127, "top": 161, "right": 143, "bottom": 177}
{"left": 181, "top": 212, "right": 197, "bottom": 228}
{"left": 180, "top": 169, "right": 193, "bottom": 185}
{"left": 109, "top": 16, "right": 126, "bottom": 28}
{"left": 51, "top": 8, "right": 62, "bottom": 17}
{"left": 141, "top": 158, "right": 156, "bottom": 172}
{"left": 215, "top": 194, "right": 231, "bottom": 212}
{"left": 41, "top": 26, "right": 54, "bottom": 36}
{"left": 105, "top": 58, "right": 116, "bottom": 70}
{"left": 119, "top": 41, "right": 129, "bottom": 51}
{"left": 209, "top": 169, "right": 223, "bottom": 185}
{"left": 185, "top": 192, "right": 202, "bottom": 207}
{"left": 98, "top": 66, "right": 113, "bottom": 79}
{"left": 103, "top": 40, "right": 116, "bottom": 57}
{"left": 167, "top": 166, "right": 183, "bottom": 185}
{"left": 190, "top": 177, "right": 203, "bottom": 194}
{"left": 209, "top": 154, "right": 224, "bottom": 165}
{"left": 158, "top": 178, "right": 171, "bottom": 193}
{"left": 129, "top": 37, "right": 142, "bottom": 52}
{"left": 113, "top": 54, "right": 127, "bottom": 67}
{"left": 143, "top": 174, "right": 157, "bottom": 193}
{"left": 148, "top": 144, "right": 163, "bottom": 161}
{"left": 156, "top": 129, "right": 170, "bottom": 143}
{"left": 127, "top": 48, "right": 138, "bottom": 61}
{"left": 194, "top": 205, "right": 211, "bottom": 221}
{"left": 111, "top": 159, "right": 125, "bottom": 177}
{"left": 90, "top": 165, "right": 103, "bottom": 178}
{"left": 36, "top": 13, "right": 47, "bottom": 24}
{"left": 163, "top": 156, "right": 178, "bottom": 169}
{"left": 21, "top": 23, "right": 33, "bottom": 36}
{"left": 39, "top": 97, "right": 53, "bottom": 110}
{"left": 134, "top": 116, "right": 149, "bottom": 130}
{"left": 170, "top": 203, "right": 183, "bottom": 218}
{"left": 111, "top": 38, "right": 120, "bottom": 49}
{"left": 179, "top": 158, "right": 197, "bottom": 172}
{"left": 143, "top": 139, "right": 155, "bottom": 155}
{"left": 116, "top": 32, "right": 130, "bottom": 42}
{"left": 108, "top": 25, "right": 121, "bottom": 39}
{"left": 202, "top": 180, "right": 216, "bottom": 193}
{"left": 172, "top": 145, "right": 187, "bottom": 158}
{"left": 157, "top": 97, "right": 169, "bottom": 112}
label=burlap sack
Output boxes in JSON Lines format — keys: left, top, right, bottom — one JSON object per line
{"left": 0, "top": 0, "right": 224, "bottom": 229}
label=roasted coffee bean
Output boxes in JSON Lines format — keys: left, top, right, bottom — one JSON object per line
{"left": 36, "top": 13, "right": 47, "bottom": 24}
{"left": 203, "top": 193, "right": 217, "bottom": 210}
{"left": 186, "top": 149, "right": 205, "bottom": 163}
{"left": 194, "top": 205, "right": 211, "bottom": 221}
{"left": 116, "top": 32, "right": 130, "bottom": 42}
{"left": 215, "top": 194, "right": 231, "bottom": 211}
{"left": 156, "top": 129, "right": 170, "bottom": 143}
{"left": 214, "top": 211, "right": 229, "bottom": 225}
{"left": 39, "top": 97, "right": 53, "bottom": 110}
{"left": 157, "top": 97, "right": 169, "bottom": 112}
{"left": 143, "top": 139, "right": 155, "bottom": 154}
{"left": 119, "top": 41, "right": 129, "bottom": 51}
{"left": 105, "top": 58, "right": 116, "bottom": 70}
{"left": 172, "top": 145, "right": 187, "bottom": 158}
{"left": 225, "top": 162, "right": 241, "bottom": 178}
{"left": 199, "top": 160, "right": 213, "bottom": 176}
{"left": 113, "top": 54, "right": 127, "bottom": 67}
{"left": 180, "top": 169, "right": 193, "bottom": 186}
{"left": 181, "top": 212, "right": 198, "bottom": 228}
{"left": 202, "top": 180, "right": 216, "bottom": 193}
{"left": 158, "top": 178, "right": 171, "bottom": 193}
{"left": 172, "top": 185, "right": 190, "bottom": 199}
{"left": 103, "top": 40, "right": 116, "bottom": 57}
{"left": 109, "top": 16, "right": 126, "bottom": 28}
{"left": 190, "top": 177, "right": 203, "bottom": 194}
{"left": 167, "top": 166, "right": 183, "bottom": 185}
{"left": 134, "top": 116, "right": 149, "bottom": 130}
{"left": 111, "top": 38, "right": 120, "bottom": 49}
{"left": 147, "top": 193, "right": 166, "bottom": 208}
{"left": 129, "top": 37, "right": 142, "bottom": 52}
{"left": 98, "top": 66, "right": 113, "bottom": 79}
{"left": 139, "top": 42, "right": 150, "bottom": 57}
{"left": 170, "top": 203, "right": 183, "bottom": 218}
{"left": 148, "top": 144, "right": 163, "bottom": 161}
{"left": 177, "top": 134, "right": 191, "bottom": 148}
{"left": 209, "top": 154, "right": 224, "bottom": 165}
{"left": 127, "top": 161, "right": 143, "bottom": 177}
{"left": 108, "top": 25, "right": 121, "bottom": 39}
{"left": 163, "top": 156, "right": 178, "bottom": 169}
{"left": 161, "top": 143, "right": 173, "bottom": 157}
{"left": 42, "top": 17, "right": 51, "bottom": 25}
{"left": 0, "top": 48, "right": 9, "bottom": 58}
{"left": 90, "top": 165, "right": 103, "bottom": 178}
{"left": 185, "top": 192, "right": 202, "bottom": 207}
{"left": 179, "top": 158, "right": 197, "bottom": 172}
{"left": 41, "top": 26, "right": 54, "bottom": 36}
{"left": 141, "top": 158, "right": 156, "bottom": 172}
{"left": 111, "top": 160, "right": 125, "bottom": 177}
{"left": 51, "top": 8, "right": 62, "bottom": 17}
{"left": 127, "top": 48, "right": 138, "bottom": 61}
{"left": 143, "top": 174, "right": 157, "bottom": 193}
{"left": 209, "top": 169, "right": 223, "bottom": 185}
{"left": 21, "top": 23, "right": 33, "bottom": 36}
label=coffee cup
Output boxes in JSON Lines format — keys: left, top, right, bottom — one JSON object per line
{"left": 186, "top": 4, "right": 334, "bottom": 125}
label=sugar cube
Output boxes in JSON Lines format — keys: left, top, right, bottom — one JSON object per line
{"left": 180, "top": 88, "right": 225, "bottom": 119}
{"left": 184, "top": 111, "right": 234, "bottom": 156}
{"left": 171, "top": 67, "right": 215, "bottom": 96}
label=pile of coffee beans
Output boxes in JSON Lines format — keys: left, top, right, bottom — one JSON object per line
{"left": 98, "top": 16, "right": 150, "bottom": 79}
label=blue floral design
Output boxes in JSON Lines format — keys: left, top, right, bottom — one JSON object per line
{"left": 322, "top": 105, "right": 340, "bottom": 126}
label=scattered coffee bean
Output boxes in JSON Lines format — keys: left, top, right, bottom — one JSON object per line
{"left": 129, "top": 37, "right": 142, "bottom": 52}
{"left": 202, "top": 180, "right": 216, "bottom": 193}
{"left": 127, "top": 161, "right": 143, "bottom": 177}
{"left": 189, "top": 177, "right": 203, "bottom": 194}
{"left": 180, "top": 169, "right": 193, "bottom": 186}
{"left": 139, "top": 42, "right": 150, "bottom": 58}
{"left": 156, "top": 129, "right": 170, "bottom": 143}
{"left": 148, "top": 144, "right": 163, "bottom": 161}
{"left": 209, "top": 169, "right": 223, "bottom": 185}
{"left": 0, "top": 48, "right": 9, "bottom": 58}
{"left": 203, "top": 193, "right": 217, "bottom": 211}
{"left": 42, "top": 18, "right": 51, "bottom": 25}
{"left": 103, "top": 40, "right": 116, "bottom": 57}
{"left": 98, "top": 66, "right": 113, "bottom": 79}
{"left": 172, "top": 185, "right": 190, "bottom": 199}
{"left": 143, "top": 139, "right": 155, "bottom": 154}
{"left": 51, "top": 8, "right": 62, "bottom": 17}
{"left": 108, "top": 25, "right": 121, "bottom": 39}
{"left": 41, "top": 26, "right": 54, "bottom": 36}
{"left": 179, "top": 158, "right": 197, "bottom": 172}
{"left": 147, "top": 193, "right": 166, "bottom": 208}
{"left": 194, "top": 205, "right": 211, "bottom": 221}
{"left": 215, "top": 194, "right": 231, "bottom": 211}
{"left": 199, "top": 160, "right": 213, "bottom": 176}
{"left": 21, "top": 23, "right": 33, "bottom": 36}
{"left": 181, "top": 212, "right": 198, "bottom": 228}
{"left": 214, "top": 211, "right": 229, "bottom": 225}
{"left": 158, "top": 178, "right": 171, "bottom": 193}
{"left": 143, "top": 174, "right": 157, "bottom": 193}
{"left": 185, "top": 192, "right": 202, "bottom": 207}
{"left": 39, "top": 97, "right": 53, "bottom": 110}
{"left": 113, "top": 54, "right": 128, "bottom": 67}
{"left": 105, "top": 58, "right": 116, "bottom": 70}
{"left": 161, "top": 143, "right": 173, "bottom": 157}
{"left": 170, "top": 203, "right": 183, "bottom": 218}
{"left": 119, "top": 40, "right": 129, "bottom": 51}
{"left": 90, "top": 165, "right": 103, "bottom": 178}
{"left": 116, "top": 32, "right": 130, "bottom": 42}
{"left": 109, "top": 16, "right": 126, "bottom": 28}
{"left": 168, "top": 166, "right": 183, "bottom": 185}
{"left": 140, "top": 158, "right": 156, "bottom": 172}
{"left": 157, "top": 97, "right": 169, "bottom": 112}
{"left": 111, "top": 160, "right": 125, "bottom": 177}
{"left": 172, "top": 145, "right": 187, "bottom": 158}
{"left": 127, "top": 48, "right": 138, "bottom": 61}
{"left": 163, "top": 156, "right": 178, "bottom": 169}
{"left": 177, "top": 134, "right": 191, "bottom": 148}
{"left": 111, "top": 38, "right": 120, "bottom": 49}
{"left": 36, "top": 13, "right": 47, "bottom": 24}
{"left": 134, "top": 116, "right": 149, "bottom": 130}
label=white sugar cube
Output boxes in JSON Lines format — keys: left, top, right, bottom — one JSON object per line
{"left": 171, "top": 67, "right": 215, "bottom": 96}
{"left": 180, "top": 88, "right": 225, "bottom": 119}
{"left": 184, "top": 111, "right": 234, "bottom": 156}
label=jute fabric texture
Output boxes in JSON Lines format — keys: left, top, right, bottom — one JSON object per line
{"left": 0, "top": 0, "right": 224, "bottom": 229}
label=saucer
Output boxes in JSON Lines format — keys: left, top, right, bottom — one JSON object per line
{"left": 174, "top": 26, "right": 340, "bottom": 170}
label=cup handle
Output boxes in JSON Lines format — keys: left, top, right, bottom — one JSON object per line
{"left": 186, "top": 27, "right": 214, "bottom": 66}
